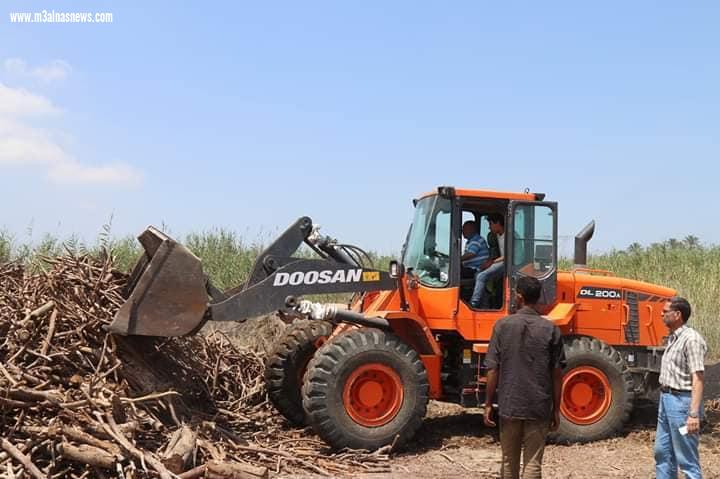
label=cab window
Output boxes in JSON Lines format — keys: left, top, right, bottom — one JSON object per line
{"left": 512, "top": 204, "right": 555, "bottom": 277}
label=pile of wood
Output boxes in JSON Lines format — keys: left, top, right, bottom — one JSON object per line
{"left": 0, "top": 253, "right": 390, "bottom": 478}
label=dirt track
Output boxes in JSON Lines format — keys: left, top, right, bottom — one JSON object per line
{"left": 387, "top": 400, "right": 719, "bottom": 478}
{"left": 386, "top": 362, "right": 720, "bottom": 478}
{"left": 282, "top": 363, "right": 720, "bottom": 478}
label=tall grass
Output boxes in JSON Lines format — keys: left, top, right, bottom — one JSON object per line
{"left": 3, "top": 230, "right": 716, "bottom": 355}
{"left": 185, "top": 229, "right": 264, "bottom": 290}
{"left": 1, "top": 227, "right": 395, "bottom": 295}
{"left": 583, "top": 240, "right": 720, "bottom": 358}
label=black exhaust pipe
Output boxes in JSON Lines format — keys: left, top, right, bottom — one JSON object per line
{"left": 574, "top": 221, "right": 595, "bottom": 268}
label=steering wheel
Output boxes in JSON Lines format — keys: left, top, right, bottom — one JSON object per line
{"left": 430, "top": 250, "right": 449, "bottom": 261}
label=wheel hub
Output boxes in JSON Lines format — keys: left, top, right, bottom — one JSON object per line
{"left": 343, "top": 363, "right": 404, "bottom": 427}
{"left": 561, "top": 366, "right": 613, "bottom": 425}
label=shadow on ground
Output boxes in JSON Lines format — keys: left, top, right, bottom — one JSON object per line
{"left": 400, "top": 408, "right": 497, "bottom": 454}
{"left": 405, "top": 361, "right": 720, "bottom": 450}
{"left": 401, "top": 361, "right": 720, "bottom": 454}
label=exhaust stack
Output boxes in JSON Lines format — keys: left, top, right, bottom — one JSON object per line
{"left": 574, "top": 221, "right": 595, "bottom": 268}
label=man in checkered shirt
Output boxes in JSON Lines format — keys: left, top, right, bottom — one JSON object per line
{"left": 654, "top": 296, "right": 707, "bottom": 479}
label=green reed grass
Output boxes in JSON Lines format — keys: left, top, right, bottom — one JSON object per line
{"left": 3, "top": 230, "right": 715, "bottom": 356}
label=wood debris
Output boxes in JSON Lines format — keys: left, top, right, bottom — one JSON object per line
{"left": 1, "top": 253, "right": 390, "bottom": 477}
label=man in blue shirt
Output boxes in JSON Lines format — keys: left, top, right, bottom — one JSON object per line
{"left": 461, "top": 221, "right": 490, "bottom": 308}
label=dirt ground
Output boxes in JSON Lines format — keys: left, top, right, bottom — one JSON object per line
{"left": 285, "top": 362, "right": 720, "bottom": 478}
{"left": 387, "top": 362, "right": 720, "bottom": 479}
{"left": 388, "top": 399, "right": 720, "bottom": 478}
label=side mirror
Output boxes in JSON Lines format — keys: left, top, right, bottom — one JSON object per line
{"left": 389, "top": 260, "right": 404, "bottom": 279}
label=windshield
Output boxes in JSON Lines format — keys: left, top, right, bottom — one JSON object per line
{"left": 402, "top": 195, "right": 452, "bottom": 287}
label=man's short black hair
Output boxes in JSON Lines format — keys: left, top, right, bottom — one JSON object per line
{"left": 668, "top": 296, "right": 692, "bottom": 323}
{"left": 516, "top": 276, "right": 542, "bottom": 305}
{"left": 463, "top": 220, "right": 477, "bottom": 231}
{"left": 487, "top": 213, "right": 505, "bottom": 227}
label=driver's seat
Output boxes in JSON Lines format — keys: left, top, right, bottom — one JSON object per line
{"left": 460, "top": 270, "right": 503, "bottom": 310}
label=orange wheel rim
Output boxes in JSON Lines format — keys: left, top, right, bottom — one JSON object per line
{"left": 561, "top": 366, "right": 612, "bottom": 425}
{"left": 343, "top": 363, "right": 404, "bottom": 427}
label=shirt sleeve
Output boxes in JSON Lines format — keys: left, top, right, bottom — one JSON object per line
{"left": 685, "top": 338, "right": 707, "bottom": 373}
{"left": 466, "top": 238, "right": 486, "bottom": 255}
{"left": 485, "top": 322, "right": 501, "bottom": 370}
{"left": 549, "top": 326, "right": 566, "bottom": 370}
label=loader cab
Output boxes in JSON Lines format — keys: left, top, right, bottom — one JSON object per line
{"left": 459, "top": 209, "right": 505, "bottom": 309}
{"left": 457, "top": 193, "right": 558, "bottom": 313}
{"left": 402, "top": 194, "right": 453, "bottom": 288}
{"left": 402, "top": 187, "right": 559, "bottom": 339}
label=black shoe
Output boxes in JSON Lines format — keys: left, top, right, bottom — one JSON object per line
{"left": 470, "top": 301, "right": 481, "bottom": 309}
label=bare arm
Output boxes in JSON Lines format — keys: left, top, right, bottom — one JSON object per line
{"left": 485, "top": 368, "right": 498, "bottom": 407}
{"left": 690, "top": 371, "right": 704, "bottom": 414}
{"left": 483, "top": 368, "right": 499, "bottom": 427}
{"left": 687, "top": 371, "right": 704, "bottom": 434}
{"left": 479, "top": 258, "right": 494, "bottom": 270}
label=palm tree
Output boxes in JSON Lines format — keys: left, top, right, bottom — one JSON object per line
{"left": 627, "top": 242, "right": 643, "bottom": 254}
{"left": 683, "top": 235, "right": 701, "bottom": 249}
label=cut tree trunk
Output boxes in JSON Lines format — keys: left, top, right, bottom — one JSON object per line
{"left": 58, "top": 443, "right": 117, "bottom": 469}
{"left": 205, "top": 460, "right": 269, "bottom": 479}
{"left": 161, "top": 425, "right": 197, "bottom": 473}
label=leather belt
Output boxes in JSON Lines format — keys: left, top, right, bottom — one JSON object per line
{"left": 660, "top": 385, "right": 691, "bottom": 395}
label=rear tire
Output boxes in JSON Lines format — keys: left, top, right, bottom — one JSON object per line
{"left": 553, "top": 337, "right": 634, "bottom": 443}
{"left": 265, "top": 320, "right": 333, "bottom": 426}
{"left": 302, "top": 328, "right": 429, "bottom": 450}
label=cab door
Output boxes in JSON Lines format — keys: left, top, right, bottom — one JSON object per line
{"left": 507, "top": 201, "right": 558, "bottom": 311}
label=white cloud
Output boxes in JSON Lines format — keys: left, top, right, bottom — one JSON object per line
{"left": 3, "top": 58, "right": 26, "bottom": 75}
{"left": 0, "top": 82, "right": 60, "bottom": 116}
{"left": 33, "top": 60, "right": 72, "bottom": 83}
{"left": 0, "top": 82, "right": 142, "bottom": 187}
{"left": 0, "top": 122, "right": 68, "bottom": 166}
{"left": 4, "top": 58, "right": 72, "bottom": 83}
{"left": 48, "top": 161, "right": 143, "bottom": 187}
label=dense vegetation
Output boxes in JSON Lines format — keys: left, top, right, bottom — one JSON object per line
{"left": 2, "top": 230, "right": 716, "bottom": 356}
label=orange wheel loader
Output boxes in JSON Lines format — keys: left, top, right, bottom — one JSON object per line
{"left": 109, "top": 187, "right": 674, "bottom": 450}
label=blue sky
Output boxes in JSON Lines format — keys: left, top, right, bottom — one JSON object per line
{"left": 1, "top": 1, "right": 718, "bottom": 255}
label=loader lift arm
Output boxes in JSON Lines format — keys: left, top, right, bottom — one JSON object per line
{"left": 108, "top": 217, "right": 397, "bottom": 337}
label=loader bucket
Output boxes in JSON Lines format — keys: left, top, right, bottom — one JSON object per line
{"left": 108, "top": 227, "right": 209, "bottom": 337}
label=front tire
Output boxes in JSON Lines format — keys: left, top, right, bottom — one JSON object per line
{"left": 302, "top": 328, "right": 429, "bottom": 450}
{"left": 265, "top": 320, "right": 333, "bottom": 425}
{"left": 554, "top": 337, "right": 634, "bottom": 443}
